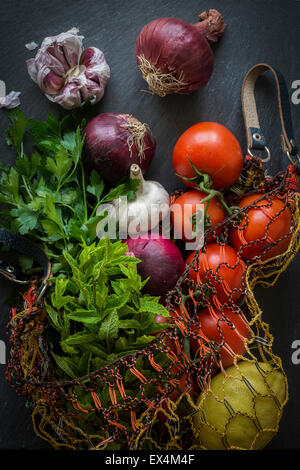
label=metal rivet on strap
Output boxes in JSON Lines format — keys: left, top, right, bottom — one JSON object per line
{"left": 253, "top": 133, "right": 262, "bottom": 142}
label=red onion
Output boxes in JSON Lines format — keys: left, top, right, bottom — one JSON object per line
{"left": 125, "top": 234, "right": 185, "bottom": 296}
{"left": 136, "top": 9, "right": 226, "bottom": 97}
{"left": 84, "top": 113, "right": 156, "bottom": 184}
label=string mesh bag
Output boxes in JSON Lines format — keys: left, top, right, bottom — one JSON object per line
{"left": 6, "top": 64, "right": 300, "bottom": 450}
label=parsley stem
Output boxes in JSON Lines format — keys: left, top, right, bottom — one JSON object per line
{"left": 91, "top": 199, "right": 102, "bottom": 218}
{"left": 55, "top": 176, "right": 62, "bottom": 198}
{"left": 60, "top": 165, "right": 77, "bottom": 188}
{"left": 21, "top": 176, "right": 33, "bottom": 201}
{"left": 90, "top": 193, "right": 112, "bottom": 218}
{"left": 81, "top": 161, "right": 88, "bottom": 222}
{"left": 56, "top": 202, "right": 83, "bottom": 223}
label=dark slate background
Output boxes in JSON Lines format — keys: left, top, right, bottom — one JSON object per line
{"left": 0, "top": 0, "right": 299, "bottom": 450}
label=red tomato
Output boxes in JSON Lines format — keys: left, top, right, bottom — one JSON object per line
{"left": 171, "top": 190, "right": 226, "bottom": 242}
{"left": 190, "top": 307, "right": 250, "bottom": 368}
{"left": 230, "top": 194, "right": 292, "bottom": 260}
{"left": 172, "top": 122, "right": 243, "bottom": 190}
{"left": 186, "top": 243, "right": 246, "bottom": 304}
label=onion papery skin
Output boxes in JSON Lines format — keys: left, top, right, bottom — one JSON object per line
{"left": 84, "top": 113, "right": 156, "bottom": 184}
{"left": 125, "top": 234, "right": 185, "bottom": 296}
{"left": 136, "top": 17, "right": 214, "bottom": 96}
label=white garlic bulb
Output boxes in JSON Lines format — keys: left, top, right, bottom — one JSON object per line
{"left": 115, "top": 164, "right": 170, "bottom": 236}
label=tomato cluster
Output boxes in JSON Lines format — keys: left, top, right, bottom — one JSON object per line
{"left": 169, "top": 121, "right": 293, "bottom": 372}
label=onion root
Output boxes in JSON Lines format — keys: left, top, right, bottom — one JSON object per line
{"left": 137, "top": 55, "right": 189, "bottom": 97}
{"left": 121, "top": 115, "right": 151, "bottom": 161}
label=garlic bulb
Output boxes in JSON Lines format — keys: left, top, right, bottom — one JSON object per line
{"left": 115, "top": 164, "right": 170, "bottom": 236}
{"left": 27, "top": 28, "right": 110, "bottom": 110}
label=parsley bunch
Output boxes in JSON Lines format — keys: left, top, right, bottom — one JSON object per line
{"left": 0, "top": 108, "right": 138, "bottom": 273}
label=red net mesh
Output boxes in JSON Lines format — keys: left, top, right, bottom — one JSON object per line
{"left": 6, "top": 158, "right": 300, "bottom": 450}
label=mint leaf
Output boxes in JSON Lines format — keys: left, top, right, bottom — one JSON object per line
{"left": 139, "top": 297, "right": 169, "bottom": 316}
{"left": 134, "top": 335, "right": 155, "bottom": 347}
{"left": 78, "top": 351, "right": 91, "bottom": 376}
{"left": 148, "top": 321, "right": 172, "bottom": 335}
{"left": 67, "top": 309, "right": 100, "bottom": 325}
{"left": 62, "top": 332, "right": 97, "bottom": 346}
{"left": 51, "top": 352, "right": 77, "bottom": 379}
{"left": 61, "top": 343, "right": 78, "bottom": 355}
{"left": 98, "top": 310, "right": 119, "bottom": 342}
{"left": 103, "top": 293, "right": 130, "bottom": 316}
{"left": 81, "top": 344, "right": 107, "bottom": 360}
{"left": 45, "top": 302, "right": 61, "bottom": 331}
{"left": 119, "top": 319, "right": 141, "bottom": 330}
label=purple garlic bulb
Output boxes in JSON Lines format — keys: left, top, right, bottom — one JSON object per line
{"left": 26, "top": 28, "right": 110, "bottom": 110}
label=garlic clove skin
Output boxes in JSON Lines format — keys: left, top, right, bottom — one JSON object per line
{"left": 46, "top": 61, "right": 110, "bottom": 110}
{"left": 47, "top": 82, "right": 82, "bottom": 110}
{"left": 117, "top": 164, "right": 170, "bottom": 236}
{"left": 25, "top": 41, "right": 39, "bottom": 51}
{"left": 39, "top": 30, "right": 84, "bottom": 70}
{"left": 27, "top": 29, "right": 84, "bottom": 86}
{"left": 27, "top": 54, "right": 66, "bottom": 90}
{"left": 80, "top": 47, "right": 106, "bottom": 68}
{"left": 81, "top": 47, "right": 111, "bottom": 90}
{"left": 0, "top": 91, "right": 21, "bottom": 109}
{"left": 39, "top": 69, "right": 65, "bottom": 94}
{"left": 26, "top": 29, "right": 110, "bottom": 109}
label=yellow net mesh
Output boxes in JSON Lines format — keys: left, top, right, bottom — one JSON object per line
{"left": 6, "top": 161, "right": 300, "bottom": 450}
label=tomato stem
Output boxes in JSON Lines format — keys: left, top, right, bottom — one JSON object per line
{"left": 183, "top": 158, "right": 240, "bottom": 218}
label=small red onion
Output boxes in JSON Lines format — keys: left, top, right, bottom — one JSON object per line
{"left": 136, "top": 9, "right": 226, "bottom": 97}
{"left": 125, "top": 234, "right": 185, "bottom": 297}
{"left": 84, "top": 113, "right": 156, "bottom": 184}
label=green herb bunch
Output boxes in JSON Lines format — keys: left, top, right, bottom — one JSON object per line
{"left": 0, "top": 108, "right": 138, "bottom": 273}
{"left": 0, "top": 108, "right": 171, "bottom": 381}
{"left": 47, "top": 238, "right": 170, "bottom": 378}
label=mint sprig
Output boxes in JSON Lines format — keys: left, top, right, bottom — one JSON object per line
{"left": 47, "top": 239, "right": 170, "bottom": 378}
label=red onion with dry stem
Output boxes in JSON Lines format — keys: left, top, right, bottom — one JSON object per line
{"left": 84, "top": 113, "right": 156, "bottom": 184}
{"left": 136, "top": 9, "right": 226, "bottom": 97}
